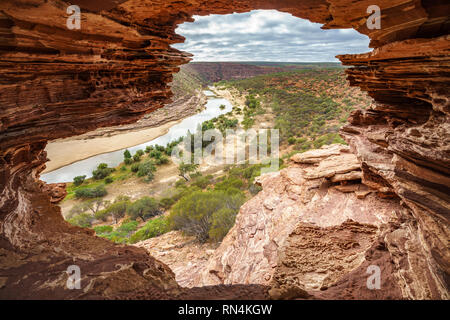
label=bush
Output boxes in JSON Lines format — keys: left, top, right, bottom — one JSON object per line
{"left": 209, "top": 207, "right": 237, "bottom": 242}
{"left": 128, "top": 197, "right": 161, "bottom": 221}
{"left": 145, "top": 146, "right": 154, "bottom": 153}
{"left": 124, "top": 149, "right": 131, "bottom": 159}
{"left": 97, "top": 220, "right": 139, "bottom": 244}
{"left": 149, "top": 150, "right": 162, "bottom": 160}
{"left": 124, "top": 158, "right": 133, "bottom": 165}
{"left": 75, "top": 185, "right": 107, "bottom": 199}
{"left": 133, "top": 153, "right": 141, "bottom": 162}
{"left": 73, "top": 175, "right": 86, "bottom": 186}
{"left": 94, "top": 225, "right": 113, "bottom": 235}
{"left": 94, "top": 208, "right": 110, "bottom": 221}
{"left": 192, "top": 175, "right": 213, "bottom": 189}
{"left": 105, "top": 199, "right": 129, "bottom": 223}
{"left": 129, "top": 217, "right": 170, "bottom": 243}
{"left": 168, "top": 189, "right": 245, "bottom": 243}
{"left": 137, "top": 161, "right": 156, "bottom": 177}
{"left": 67, "top": 213, "right": 94, "bottom": 228}
{"left": 160, "top": 197, "right": 176, "bottom": 210}
{"left": 214, "top": 177, "right": 244, "bottom": 191}
{"left": 155, "top": 156, "right": 169, "bottom": 165}
{"left": 92, "top": 163, "right": 114, "bottom": 180}
{"left": 130, "top": 163, "right": 140, "bottom": 173}
{"left": 287, "top": 137, "right": 297, "bottom": 145}
{"left": 136, "top": 149, "right": 144, "bottom": 157}
{"left": 117, "top": 220, "right": 139, "bottom": 233}
{"left": 104, "top": 176, "right": 113, "bottom": 184}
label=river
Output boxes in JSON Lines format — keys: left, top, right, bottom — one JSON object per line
{"left": 41, "top": 89, "right": 233, "bottom": 183}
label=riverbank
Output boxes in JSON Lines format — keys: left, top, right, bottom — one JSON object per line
{"left": 43, "top": 90, "right": 207, "bottom": 173}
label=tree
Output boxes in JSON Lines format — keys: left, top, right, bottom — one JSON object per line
{"left": 124, "top": 149, "right": 131, "bottom": 160}
{"left": 73, "top": 175, "right": 86, "bottom": 186}
{"left": 85, "top": 198, "right": 109, "bottom": 215}
{"left": 106, "top": 200, "right": 129, "bottom": 223}
{"left": 128, "top": 197, "right": 161, "bottom": 221}
{"left": 67, "top": 213, "right": 94, "bottom": 228}
{"left": 178, "top": 162, "right": 199, "bottom": 181}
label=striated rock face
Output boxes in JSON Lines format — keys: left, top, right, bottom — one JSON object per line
{"left": 134, "top": 231, "right": 218, "bottom": 288}
{"left": 0, "top": 0, "right": 449, "bottom": 299}
{"left": 193, "top": 145, "right": 402, "bottom": 296}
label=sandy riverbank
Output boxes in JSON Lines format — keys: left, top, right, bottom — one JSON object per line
{"left": 43, "top": 119, "right": 183, "bottom": 173}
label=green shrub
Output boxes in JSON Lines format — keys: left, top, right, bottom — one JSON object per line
{"left": 149, "top": 149, "right": 162, "bottom": 159}
{"left": 75, "top": 185, "right": 107, "bottom": 199}
{"left": 104, "top": 176, "right": 113, "bottom": 184}
{"left": 192, "top": 175, "right": 213, "bottom": 189}
{"left": 67, "top": 213, "right": 94, "bottom": 228}
{"left": 105, "top": 199, "right": 129, "bottom": 223}
{"left": 155, "top": 156, "right": 169, "bottom": 165}
{"left": 133, "top": 153, "right": 141, "bottom": 162}
{"left": 129, "top": 217, "right": 170, "bottom": 243}
{"left": 117, "top": 220, "right": 139, "bottom": 233}
{"left": 131, "top": 163, "right": 140, "bottom": 173}
{"left": 124, "top": 149, "right": 131, "bottom": 159}
{"left": 94, "top": 209, "right": 110, "bottom": 221}
{"left": 145, "top": 145, "right": 154, "bottom": 153}
{"left": 137, "top": 160, "right": 156, "bottom": 178}
{"left": 287, "top": 137, "right": 297, "bottom": 145}
{"left": 160, "top": 197, "right": 176, "bottom": 210}
{"left": 94, "top": 225, "right": 113, "bottom": 235}
{"left": 136, "top": 149, "right": 144, "bottom": 156}
{"left": 92, "top": 163, "right": 114, "bottom": 180}
{"left": 73, "top": 175, "right": 86, "bottom": 186}
{"left": 169, "top": 189, "right": 245, "bottom": 243}
{"left": 209, "top": 207, "right": 237, "bottom": 242}
{"left": 124, "top": 158, "right": 133, "bottom": 165}
{"left": 128, "top": 197, "right": 161, "bottom": 221}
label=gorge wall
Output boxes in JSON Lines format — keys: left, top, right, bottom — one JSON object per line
{"left": 0, "top": 0, "right": 449, "bottom": 299}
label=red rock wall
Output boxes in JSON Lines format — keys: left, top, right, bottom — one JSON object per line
{"left": 0, "top": 0, "right": 448, "bottom": 299}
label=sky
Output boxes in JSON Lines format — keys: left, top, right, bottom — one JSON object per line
{"left": 173, "top": 10, "right": 370, "bottom": 62}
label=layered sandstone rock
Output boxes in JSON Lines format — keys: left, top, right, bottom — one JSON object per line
{"left": 192, "top": 145, "right": 403, "bottom": 297}
{"left": 134, "top": 231, "right": 218, "bottom": 288}
{"left": 0, "top": 0, "right": 448, "bottom": 299}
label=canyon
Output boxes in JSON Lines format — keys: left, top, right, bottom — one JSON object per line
{"left": 0, "top": 0, "right": 449, "bottom": 299}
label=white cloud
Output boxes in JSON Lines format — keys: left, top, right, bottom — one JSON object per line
{"left": 173, "top": 10, "right": 370, "bottom": 62}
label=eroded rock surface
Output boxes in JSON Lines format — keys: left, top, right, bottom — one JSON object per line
{"left": 193, "top": 146, "right": 401, "bottom": 295}
{"left": 0, "top": 0, "right": 449, "bottom": 299}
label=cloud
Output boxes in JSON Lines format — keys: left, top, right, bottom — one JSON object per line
{"left": 172, "top": 10, "right": 370, "bottom": 62}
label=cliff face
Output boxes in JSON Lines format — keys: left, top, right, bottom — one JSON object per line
{"left": 0, "top": 0, "right": 449, "bottom": 299}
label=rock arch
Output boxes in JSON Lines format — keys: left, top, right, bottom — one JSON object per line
{"left": 0, "top": 0, "right": 448, "bottom": 299}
